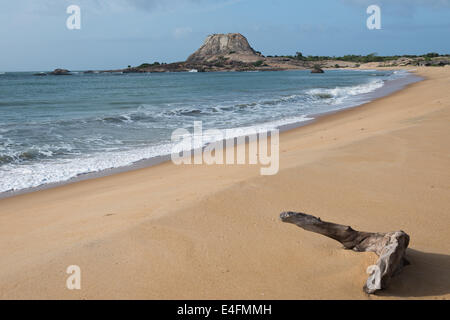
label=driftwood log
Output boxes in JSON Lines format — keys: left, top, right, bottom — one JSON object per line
{"left": 280, "top": 212, "right": 410, "bottom": 294}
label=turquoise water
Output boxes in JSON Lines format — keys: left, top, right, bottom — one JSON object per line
{"left": 0, "top": 69, "right": 406, "bottom": 192}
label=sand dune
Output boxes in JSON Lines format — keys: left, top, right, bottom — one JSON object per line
{"left": 0, "top": 67, "right": 449, "bottom": 299}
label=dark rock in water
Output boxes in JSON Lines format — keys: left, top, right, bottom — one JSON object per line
{"left": 33, "top": 72, "right": 47, "bottom": 76}
{"left": 50, "top": 69, "right": 71, "bottom": 75}
{"left": 311, "top": 66, "right": 324, "bottom": 74}
{"left": 83, "top": 70, "right": 95, "bottom": 74}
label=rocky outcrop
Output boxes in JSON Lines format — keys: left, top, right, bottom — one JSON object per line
{"left": 311, "top": 65, "right": 324, "bottom": 73}
{"left": 50, "top": 69, "right": 71, "bottom": 75}
{"left": 187, "top": 33, "right": 260, "bottom": 63}
{"left": 33, "top": 69, "right": 72, "bottom": 76}
{"left": 102, "top": 33, "right": 309, "bottom": 73}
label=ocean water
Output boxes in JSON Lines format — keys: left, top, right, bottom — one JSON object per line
{"left": 0, "top": 69, "right": 411, "bottom": 193}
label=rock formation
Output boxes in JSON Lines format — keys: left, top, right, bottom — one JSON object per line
{"left": 311, "top": 65, "right": 324, "bottom": 73}
{"left": 50, "top": 69, "right": 71, "bottom": 75}
{"left": 187, "top": 33, "right": 261, "bottom": 63}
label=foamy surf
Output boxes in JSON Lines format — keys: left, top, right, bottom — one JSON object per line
{"left": 306, "top": 79, "right": 384, "bottom": 97}
{"left": 0, "top": 115, "right": 314, "bottom": 193}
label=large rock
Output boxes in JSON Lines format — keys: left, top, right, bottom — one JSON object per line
{"left": 50, "top": 69, "right": 71, "bottom": 75}
{"left": 311, "top": 66, "right": 324, "bottom": 74}
{"left": 187, "top": 33, "right": 260, "bottom": 63}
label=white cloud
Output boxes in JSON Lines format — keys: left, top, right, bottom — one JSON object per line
{"left": 173, "top": 27, "right": 193, "bottom": 38}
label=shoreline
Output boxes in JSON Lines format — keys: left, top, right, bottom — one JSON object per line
{"left": 0, "top": 66, "right": 449, "bottom": 299}
{"left": 0, "top": 69, "right": 421, "bottom": 200}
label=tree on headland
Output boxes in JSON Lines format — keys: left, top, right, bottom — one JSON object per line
{"left": 137, "top": 62, "right": 161, "bottom": 69}
{"left": 295, "top": 52, "right": 305, "bottom": 60}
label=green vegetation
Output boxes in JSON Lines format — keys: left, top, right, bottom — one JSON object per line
{"left": 211, "top": 56, "right": 230, "bottom": 68}
{"left": 295, "top": 52, "right": 304, "bottom": 60}
{"left": 424, "top": 52, "right": 439, "bottom": 58}
{"left": 253, "top": 60, "right": 264, "bottom": 67}
{"left": 137, "top": 63, "right": 152, "bottom": 68}
{"left": 285, "top": 52, "right": 449, "bottom": 63}
{"left": 137, "top": 62, "right": 161, "bottom": 69}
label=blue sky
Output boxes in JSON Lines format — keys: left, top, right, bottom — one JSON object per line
{"left": 0, "top": 0, "right": 449, "bottom": 71}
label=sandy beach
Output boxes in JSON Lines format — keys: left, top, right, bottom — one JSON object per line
{"left": 0, "top": 67, "right": 449, "bottom": 300}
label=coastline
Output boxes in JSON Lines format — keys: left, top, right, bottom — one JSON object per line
{"left": 0, "top": 66, "right": 449, "bottom": 299}
{"left": 0, "top": 69, "right": 421, "bottom": 200}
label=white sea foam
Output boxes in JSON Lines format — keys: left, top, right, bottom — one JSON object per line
{"left": 0, "top": 143, "right": 173, "bottom": 193}
{"left": 0, "top": 115, "right": 313, "bottom": 193}
{"left": 306, "top": 79, "right": 384, "bottom": 100}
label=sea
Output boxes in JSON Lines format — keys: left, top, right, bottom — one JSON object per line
{"left": 0, "top": 69, "right": 420, "bottom": 194}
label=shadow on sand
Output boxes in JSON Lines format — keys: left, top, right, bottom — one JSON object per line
{"left": 377, "top": 248, "right": 450, "bottom": 298}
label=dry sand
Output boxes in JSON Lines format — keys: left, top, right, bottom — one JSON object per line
{"left": 0, "top": 67, "right": 449, "bottom": 300}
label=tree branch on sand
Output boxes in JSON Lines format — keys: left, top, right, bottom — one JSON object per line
{"left": 279, "top": 212, "right": 410, "bottom": 294}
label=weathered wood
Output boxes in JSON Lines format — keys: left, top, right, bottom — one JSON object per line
{"left": 280, "top": 211, "right": 410, "bottom": 294}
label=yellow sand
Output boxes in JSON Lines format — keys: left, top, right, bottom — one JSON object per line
{"left": 0, "top": 67, "right": 449, "bottom": 300}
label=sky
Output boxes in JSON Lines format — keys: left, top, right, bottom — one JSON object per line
{"left": 0, "top": 0, "right": 449, "bottom": 71}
